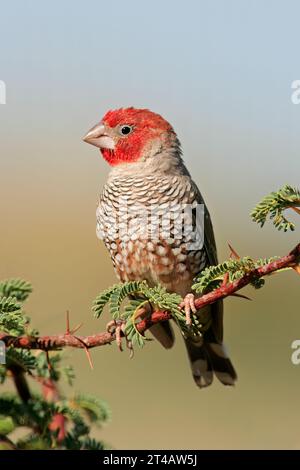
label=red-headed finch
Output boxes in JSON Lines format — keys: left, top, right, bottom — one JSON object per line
{"left": 83, "top": 108, "right": 237, "bottom": 387}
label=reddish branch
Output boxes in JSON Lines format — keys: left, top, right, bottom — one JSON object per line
{"left": 0, "top": 243, "right": 299, "bottom": 352}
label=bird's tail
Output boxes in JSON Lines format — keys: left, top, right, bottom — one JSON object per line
{"left": 184, "top": 336, "right": 237, "bottom": 388}
{"left": 149, "top": 320, "right": 175, "bottom": 349}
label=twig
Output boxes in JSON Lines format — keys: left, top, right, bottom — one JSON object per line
{"left": 0, "top": 243, "right": 299, "bottom": 352}
{"left": 7, "top": 365, "right": 31, "bottom": 403}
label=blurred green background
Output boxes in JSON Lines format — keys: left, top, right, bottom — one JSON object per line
{"left": 0, "top": 0, "right": 300, "bottom": 449}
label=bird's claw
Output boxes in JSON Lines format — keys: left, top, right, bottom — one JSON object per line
{"left": 106, "top": 319, "right": 134, "bottom": 357}
{"left": 182, "top": 293, "right": 197, "bottom": 326}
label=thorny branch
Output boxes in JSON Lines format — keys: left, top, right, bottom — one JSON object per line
{"left": 0, "top": 243, "right": 299, "bottom": 353}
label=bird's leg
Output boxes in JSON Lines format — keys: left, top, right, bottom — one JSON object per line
{"left": 182, "top": 293, "right": 197, "bottom": 326}
{"left": 106, "top": 319, "right": 126, "bottom": 350}
{"left": 106, "top": 319, "right": 134, "bottom": 356}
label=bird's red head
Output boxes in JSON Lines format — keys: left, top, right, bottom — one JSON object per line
{"left": 83, "top": 107, "right": 176, "bottom": 166}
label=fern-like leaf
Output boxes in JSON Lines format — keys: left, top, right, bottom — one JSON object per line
{"left": 6, "top": 348, "right": 36, "bottom": 373}
{"left": 81, "top": 437, "right": 106, "bottom": 450}
{"left": 0, "top": 297, "right": 26, "bottom": 335}
{"left": 0, "top": 279, "right": 32, "bottom": 302}
{"left": 93, "top": 285, "right": 119, "bottom": 318}
{"left": 71, "top": 393, "right": 110, "bottom": 424}
{"left": 193, "top": 256, "right": 279, "bottom": 294}
{"left": 0, "top": 296, "right": 21, "bottom": 313}
{"left": 251, "top": 184, "right": 300, "bottom": 231}
{"left": 109, "top": 281, "right": 146, "bottom": 320}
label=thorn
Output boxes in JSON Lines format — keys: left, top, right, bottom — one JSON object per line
{"left": 228, "top": 243, "right": 240, "bottom": 260}
{"left": 230, "top": 293, "right": 252, "bottom": 301}
{"left": 66, "top": 310, "right": 70, "bottom": 335}
{"left": 84, "top": 347, "right": 94, "bottom": 370}
{"left": 291, "top": 207, "right": 300, "bottom": 215}
{"left": 293, "top": 265, "right": 300, "bottom": 275}
{"left": 45, "top": 350, "right": 52, "bottom": 371}
{"left": 69, "top": 322, "right": 83, "bottom": 335}
{"left": 74, "top": 336, "right": 94, "bottom": 370}
{"left": 221, "top": 272, "right": 229, "bottom": 287}
{"left": 65, "top": 311, "right": 83, "bottom": 335}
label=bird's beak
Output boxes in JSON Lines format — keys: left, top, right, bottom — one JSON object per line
{"left": 82, "top": 123, "right": 115, "bottom": 150}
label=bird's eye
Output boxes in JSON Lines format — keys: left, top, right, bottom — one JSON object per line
{"left": 119, "top": 125, "right": 133, "bottom": 136}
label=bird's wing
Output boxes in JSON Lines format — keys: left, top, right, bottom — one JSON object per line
{"left": 191, "top": 180, "right": 224, "bottom": 343}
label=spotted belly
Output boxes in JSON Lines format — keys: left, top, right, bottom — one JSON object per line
{"left": 96, "top": 174, "right": 208, "bottom": 296}
{"left": 101, "top": 236, "right": 206, "bottom": 297}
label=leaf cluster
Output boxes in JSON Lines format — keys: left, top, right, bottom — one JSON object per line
{"left": 0, "top": 278, "right": 109, "bottom": 450}
{"left": 93, "top": 281, "right": 205, "bottom": 345}
{"left": 251, "top": 184, "right": 300, "bottom": 231}
{"left": 192, "top": 256, "right": 280, "bottom": 294}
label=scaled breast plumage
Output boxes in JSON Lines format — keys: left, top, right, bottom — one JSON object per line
{"left": 96, "top": 173, "right": 207, "bottom": 295}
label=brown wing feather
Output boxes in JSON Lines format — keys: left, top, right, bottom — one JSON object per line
{"left": 191, "top": 180, "right": 223, "bottom": 343}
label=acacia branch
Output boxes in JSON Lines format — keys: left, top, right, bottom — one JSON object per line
{"left": 0, "top": 243, "right": 299, "bottom": 352}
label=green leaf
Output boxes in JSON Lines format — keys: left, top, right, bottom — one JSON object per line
{"left": 0, "top": 296, "right": 21, "bottom": 313}
{"left": 251, "top": 184, "right": 300, "bottom": 231}
{"left": 93, "top": 284, "right": 120, "bottom": 318}
{"left": 0, "top": 279, "right": 32, "bottom": 302}
{"left": 0, "top": 415, "right": 15, "bottom": 435}
{"left": 192, "top": 256, "right": 279, "bottom": 294}
{"left": 71, "top": 394, "right": 110, "bottom": 425}
{"left": 6, "top": 348, "right": 36, "bottom": 372}
{"left": 93, "top": 281, "right": 147, "bottom": 320}
{"left": 0, "top": 297, "right": 26, "bottom": 335}
{"left": 81, "top": 437, "right": 106, "bottom": 450}
{"left": 109, "top": 281, "right": 146, "bottom": 320}
{"left": 17, "top": 435, "right": 50, "bottom": 450}
{"left": 0, "top": 277, "right": 110, "bottom": 450}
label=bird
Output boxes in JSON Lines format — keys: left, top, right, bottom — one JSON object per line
{"left": 83, "top": 107, "right": 237, "bottom": 388}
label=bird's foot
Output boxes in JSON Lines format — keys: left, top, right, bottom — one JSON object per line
{"left": 181, "top": 293, "right": 197, "bottom": 326}
{"left": 106, "top": 319, "right": 134, "bottom": 357}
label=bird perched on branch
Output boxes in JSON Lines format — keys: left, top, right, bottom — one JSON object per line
{"left": 83, "top": 107, "right": 237, "bottom": 388}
